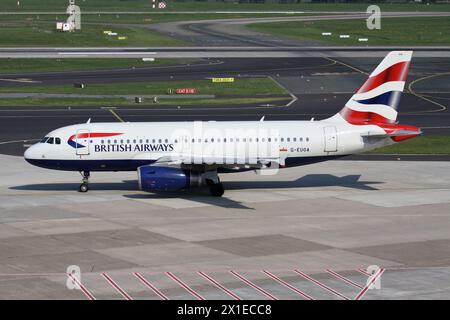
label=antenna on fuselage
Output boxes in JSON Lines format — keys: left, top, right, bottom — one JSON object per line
{"left": 86, "top": 118, "right": 91, "bottom": 124}
{"left": 260, "top": 116, "right": 265, "bottom": 122}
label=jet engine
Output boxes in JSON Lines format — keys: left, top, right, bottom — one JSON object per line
{"left": 137, "top": 165, "right": 224, "bottom": 196}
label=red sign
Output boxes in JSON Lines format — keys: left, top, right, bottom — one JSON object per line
{"left": 176, "top": 88, "right": 197, "bottom": 94}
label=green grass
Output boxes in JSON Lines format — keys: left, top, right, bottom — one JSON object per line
{"left": 0, "top": 21, "right": 183, "bottom": 47}
{"left": 367, "top": 136, "right": 450, "bottom": 155}
{"left": 0, "top": 77, "right": 287, "bottom": 96}
{"left": 2, "top": 1, "right": 449, "bottom": 12}
{"left": 0, "top": 96, "right": 287, "bottom": 107}
{"left": 248, "top": 16, "right": 450, "bottom": 46}
{"left": 0, "top": 58, "right": 197, "bottom": 74}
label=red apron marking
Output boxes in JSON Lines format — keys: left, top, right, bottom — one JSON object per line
{"left": 354, "top": 268, "right": 385, "bottom": 300}
{"left": 294, "top": 269, "right": 349, "bottom": 300}
{"left": 67, "top": 273, "right": 96, "bottom": 300}
{"left": 166, "top": 272, "right": 205, "bottom": 300}
{"left": 101, "top": 273, "right": 133, "bottom": 300}
{"left": 198, "top": 271, "right": 241, "bottom": 300}
{"left": 262, "top": 270, "right": 314, "bottom": 300}
{"left": 230, "top": 271, "right": 278, "bottom": 300}
{"left": 357, "top": 268, "right": 372, "bottom": 277}
{"left": 326, "top": 269, "right": 364, "bottom": 289}
{"left": 133, "top": 272, "right": 169, "bottom": 300}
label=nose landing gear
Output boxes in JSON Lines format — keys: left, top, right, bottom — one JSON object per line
{"left": 78, "top": 171, "right": 90, "bottom": 192}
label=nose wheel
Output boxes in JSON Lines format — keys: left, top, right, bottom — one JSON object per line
{"left": 78, "top": 171, "right": 90, "bottom": 193}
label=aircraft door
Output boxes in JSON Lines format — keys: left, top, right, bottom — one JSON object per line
{"left": 324, "top": 126, "right": 338, "bottom": 152}
{"left": 75, "top": 129, "right": 90, "bottom": 155}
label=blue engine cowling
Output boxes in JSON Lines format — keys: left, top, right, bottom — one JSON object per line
{"left": 138, "top": 165, "right": 201, "bottom": 192}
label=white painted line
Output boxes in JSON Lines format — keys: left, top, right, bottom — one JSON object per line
{"left": 286, "top": 93, "right": 298, "bottom": 107}
{"left": 358, "top": 38, "right": 369, "bottom": 42}
{"left": 354, "top": 268, "right": 385, "bottom": 300}
{"left": 133, "top": 272, "right": 169, "bottom": 300}
{"left": 325, "top": 269, "right": 364, "bottom": 290}
{"left": 339, "top": 35, "right": 350, "bottom": 38}
{"left": 293, "top": 269, "right": 349, "bottom": 300}
{"left": 0, "top": 139, "right": 39, "bottom": 145}
{"left": 166, "top": 272, "right": 205, "bottom": 300}
{"left": 0, "top": 78, "right": 40, "bottom": 83}
{"left": 58, "top": 52, "right": 157, "bottom": 56}
{"left": 67, "top": 273, "right": 96, "bottom": 300}
{"left": 322, "top": 32, "right": 332, "bottom": 36}
{"left": 101, "top": 273, "right": 133, "bottom": 300}
{"left": 230, "top": 271, "right": 277, "bottom": 300}
{"left": 262, "top": 270, "right": 314, "bottom": 300}
{"left": 198, "top": 271, "right": 241, "bottom": 300}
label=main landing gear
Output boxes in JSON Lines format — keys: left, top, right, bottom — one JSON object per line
{"left": 206, "top": 177, "right": 224, "bottom": 197}
{"left": 78, "top": 171, "right": 90, "bottom": 193}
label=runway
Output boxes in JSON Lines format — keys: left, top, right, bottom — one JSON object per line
{"left": 1, "top": 154, "right": 450, "bottom": 299}
{"left": 1, "top": 47, "right": 449, "bottom": 58}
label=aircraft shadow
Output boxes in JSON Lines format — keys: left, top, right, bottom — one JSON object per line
{"left": 9, "top": 174, "right": 380, "bottom": 193}
{"left": 10, "top": 174, "right": 380, "bottom": 209}
{"left": 124, "top": 192, "right": 253, "bottom": 210}
{"left": 224, "top": 174, "right": 381, "bottom": 191}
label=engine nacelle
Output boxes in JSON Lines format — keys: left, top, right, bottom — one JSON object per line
{"left": 137, "top": 165, "right": 202, "bottom": 192}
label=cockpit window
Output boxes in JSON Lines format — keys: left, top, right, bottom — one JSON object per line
{"left": 55, "top": 138, "right": 61, "bottom": 145}
{"left": 46, "top": 137, "right": 54, "bottom": 144}
{"left": 40, "top": 137, "right": 49, "bottom": 143}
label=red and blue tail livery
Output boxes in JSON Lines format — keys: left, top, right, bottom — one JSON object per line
{"left": 340, "top": 51, "right": 412, "bottom": 125}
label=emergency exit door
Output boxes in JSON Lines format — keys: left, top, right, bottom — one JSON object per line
{"left": 324, "top": 126, "right": 337, "bottom": 152}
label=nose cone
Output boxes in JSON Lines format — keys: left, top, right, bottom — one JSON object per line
{"left": 24, "top": 144, "right": 42, "bottom": 164}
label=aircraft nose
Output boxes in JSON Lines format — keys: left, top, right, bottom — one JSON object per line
{"left": 24, "top": 144, "right": 41, "bottom": 160}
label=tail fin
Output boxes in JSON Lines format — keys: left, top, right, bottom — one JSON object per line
{"left": 339, "top": 51, "right": 412, "bottom": 125}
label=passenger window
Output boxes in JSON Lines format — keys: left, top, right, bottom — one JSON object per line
{"left": 306, "top": 137, "right": 309, "bottom": 142}
{"left": 300, "top": 137, "right": 303, "bottom": 142}
{"left": 165, "top": 139, "right": 168, "bottom": 143}
{"left": 281, "top": 138, "right": 284, "bottom": 142}
{"left": 293, "top": 137, "right": 297, "bottom": 142}
{"left": 287, "top": 138, "right": 290, "bottom": 142}
{"left": 47, "top": 137, "right": 54, "bottom": 144}
{"left": 55, "top": 138, "right": 61, "bottom": 145}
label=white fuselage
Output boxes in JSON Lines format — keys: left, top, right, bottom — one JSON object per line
{"left": 24, "top": 118, "right": 391, "bottom": 172}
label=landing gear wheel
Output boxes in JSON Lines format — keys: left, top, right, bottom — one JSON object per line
{"left": 78, "top": 171, "right": 90, "bottom": 193}
{"left": 79, "top": 183, "right": 89, "bottom": 193}
{"left": 208, "top": 183, "right": 224, "bottom": 197}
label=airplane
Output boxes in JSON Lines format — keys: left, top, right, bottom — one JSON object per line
{"left": 24, "top": 51, "right": 421, "bottom": 197}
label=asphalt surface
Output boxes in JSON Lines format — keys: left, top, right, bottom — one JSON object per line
{"left": 1, "top": 47, "right": 450, "bottom": 58}
{"left": 148, "top": 12, "right": 450, "bottom": 48}
{"left": 1, "top": 155, "right": 450, "bottom": 299}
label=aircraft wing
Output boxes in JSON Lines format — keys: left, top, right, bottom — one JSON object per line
{"left": 133, "top": 152, "right": 282, "bottom": 169}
